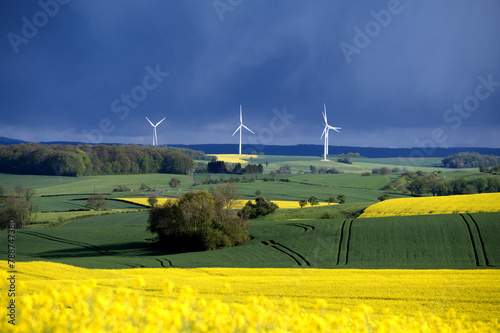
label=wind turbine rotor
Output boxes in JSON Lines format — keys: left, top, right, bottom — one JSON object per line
{"left": 232, "top": 125, "right": 242, "bottom": 136}
{"left": 242, "top": 124, "right": 255, "bottom": 134}
{"left": 146, "top": 117, "right": 154, "bottom": 127}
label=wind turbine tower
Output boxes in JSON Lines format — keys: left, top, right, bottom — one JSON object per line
{"left": 146, "top": 116, "right": 166, "bottom": 146}
{"left": 232, "top": 105, "right": 255, "bottom": 155}
{"left": 320, "top": 104, "right": 341, "bottom": 161}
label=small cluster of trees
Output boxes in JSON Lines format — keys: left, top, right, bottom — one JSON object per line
{"left": 310, "top": 166, "right": 343, "bottom": 174}
{"left": 299, "top": 195, "right": 345, "bottom": 207}
{"left": 403, "top": 171, "right": 500, "bottom": 196}
{"left": 0, "top": 184, "right": 38, "bottom": 228}
{"left": 442, "top": 152, "right": 500, "bottom": 169}
{"left": 207, "top": 161, "right": 264, "bottom": 174}
{"left": 238, "top": 197, "right": 278, "bottom": 219}
{"left": 147, "top": 184, "right": 250, "bottom": 251}
{"left": 0, "top": 144, "right": 194, "bottom": 176}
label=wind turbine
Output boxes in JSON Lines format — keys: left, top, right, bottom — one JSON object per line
{"left": 232, "top": 105, "right": 255, "bottom": 155}
{"left": 320, "top": 104, "right": 341, "bottom": 161}
{"left": 146, "top": 116, "right": 166, "bottom": 146}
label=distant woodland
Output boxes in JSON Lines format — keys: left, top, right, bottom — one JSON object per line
{"left": 0, "top": 144, "right": 195, "bottom": 176}
{"left": 442, "top": 152, "right": 500, "bottom": 169}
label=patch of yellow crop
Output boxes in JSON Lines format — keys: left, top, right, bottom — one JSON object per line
{"left": 2, "top": 261, "right": 499, "bottom": 332}
{"left": 359, "top": 193, "right": 500, "bottom": 218}
{"left": 116, "top": 198, "right": 333, "bottom": 209}
{"left": 210, "top": 154, "right": 258, "bottom": 164}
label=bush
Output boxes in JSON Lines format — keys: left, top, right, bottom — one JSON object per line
{"left": 169, "top": 177, "right": 181, "bottom": 188}
{"left": 361, "top": 172, "right": 371, "bottom": 176}
{"left": 238, "top": 196, "right": 279, "bottom": 219}
{"left": 337, "top": 194, "right": 346, "bottom": 204}
{"left": 85, "top": 195, "right": 108, "bottom": 210}
{"left": 320, "top": 212, "right": 336, "bottom": 219}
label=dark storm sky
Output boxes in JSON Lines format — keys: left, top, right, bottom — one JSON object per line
{"left": 1, "top": 0, "right": 499, "bottom": 148}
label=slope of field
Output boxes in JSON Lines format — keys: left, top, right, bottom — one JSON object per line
{"left": 2, "top": 261, "right": 499, "bottom": 331}
{"left": 3, "top": 211, "right": 499, "bottom": 269}
{"left": 360, "top": 193, "right": 500, "bottom": 218}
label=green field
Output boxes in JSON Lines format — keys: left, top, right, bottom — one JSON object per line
{"left": 3, "top": 211, "right": 499, "bottom": 269}
{"left": 0, "top": 155, "right": 498, "bottom": 270}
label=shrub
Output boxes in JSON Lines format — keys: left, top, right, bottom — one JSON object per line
{"left": 169, "top": 177, "right": 181, "bottom": 188}
{"left": 238, "top": 196, "right": 279, "bottom": 219}
{"left": 85, "top": 194, "right": 108, "bottom": 210}
{"left": 148, "top": 195, "right": 158, "bottom": 207}
{"left": 337, "top": 194, "right": 346, "bottom": 204}
{"left": 320, "top": 212, "right": 336, "bottom": 219}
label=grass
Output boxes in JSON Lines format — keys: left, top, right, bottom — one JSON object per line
{"left": 3, "top": 210, "right": 499, "bottom": 269}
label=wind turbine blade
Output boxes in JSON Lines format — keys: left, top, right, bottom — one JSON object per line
{"left": 232, "top": 125, "right": 241, "bottom": 136}
{"left": 156, "top": 117, "right": 166, "bottom": 126}
{"left": 146, "top": 117, "right": 154, "bottom": 127}
{"left": 323, "top": 107, "right": 328, "bottom": 124}
{"left": 242, "top": 124, "right": 255, "bottom": 134}
{"left": 240, "top": 105, "right": 243, "bottom": 124}
{"left": 320, "top": 126, "right": 327, "bottom": 139}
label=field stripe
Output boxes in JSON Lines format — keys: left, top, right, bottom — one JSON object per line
{"left": 336, "top": 220, "right": 346, "bottom": 265}
{"left": 467, "top": 214, "right": 490, "bottom": 266}
{"left": 344, "top": 219, "right": 353, "bottom": 265}
{"left": 262, "top": 240, "right": 310, "bottom": 267}
{"left": 460, "top": 214, "right": 487, "bottom": 266}
{"left": 336, "top": 219, "right": 352, "bottom": 265}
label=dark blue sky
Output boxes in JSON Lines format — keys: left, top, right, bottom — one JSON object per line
{"left": 1, "top": 0, "right": 499, "bottom": 148}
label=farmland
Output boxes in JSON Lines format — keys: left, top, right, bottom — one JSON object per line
{"left": 0, "top": 154, "right": 499, "bottom": 331}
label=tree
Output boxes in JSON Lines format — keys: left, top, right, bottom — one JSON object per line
{"left": 298, "top": 200, "right": 307, "bottom": 208}
{"left": 308, "top": 196, "right": 319, "bottom": 206}
{"left": 0, "top": 183, "right": 5, "bottom": 197}
{"left": 337, "top": 194, "right": 346, "bottom": 204}
{"left": 148, "top": 195, "right": 158, "bottom": 207}
{"left": 326, "top": 197, "right": 336, "bottom": 205}
{"left": 85, "top": 194, "right": 108, "bottom": 210}
{"left": 239, "top": 196, "right": 279, "bottom": 219}
{"left": 270, "top": 171, "right": 277, "bottom": 180}
{"left": 147, "top": 190, "right": 250, "bottom": 251}
{"left": 15, "top": 184, "right": 25, "bottom": 198}
{"left": 310, "top": 165, "right": 318, "bottom": 174}
{"left": 169, "top": 177, "right": 181, "bottom": 188}
{"left": 377, "top": 194, "right": 390, "bottom": 201}
{"left": 255, "top": 190, "right": 261, "bottom": 196}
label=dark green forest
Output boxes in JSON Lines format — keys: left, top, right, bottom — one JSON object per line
{"left": 0, "top": 144, "right": 195, "bottom": 176}
{"left": 442, "top": 152, "right": 500, "bottom": 169}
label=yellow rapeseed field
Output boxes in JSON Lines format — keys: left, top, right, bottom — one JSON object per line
{"left": 2, "top": 261, "right": 499, "bottom": 332}
{"left": 117, "top": 197, "right": 333, "bottom": 209}
{"left": 210, "top": 154, "right": 258, "bottom": 164}
{"left": 359, "top": 192, "right": 500, "bottom": 218}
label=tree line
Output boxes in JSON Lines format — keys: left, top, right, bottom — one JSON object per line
{"left": 442, "top": 152, "right": 500, "bottom": 169}
{"left": 0, "top": 144, "right": 194, "bottom": 176}
{"left": 207, "top": 161, "right": 264, "bottom": 174}
{"left": 401, "top": 171, "right": 500, "bottom": 196}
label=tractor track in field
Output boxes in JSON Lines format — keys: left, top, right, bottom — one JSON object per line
{"left": 21, "top": 231, "right": 114, "bottom": 256}
{"left": 262, "top": 240, "right": 311, "bottom": 267}
{"left": 336, "top": 219, "right": 353, "bottom": 265}
{"left": 460, "top": 214, "right": 489, "bottom": 267}
{"left": 286, "top": 223, "right": 315, "bottom": 232}
{"left": 156, "top": 258, "right": 172, "bottom": 267}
